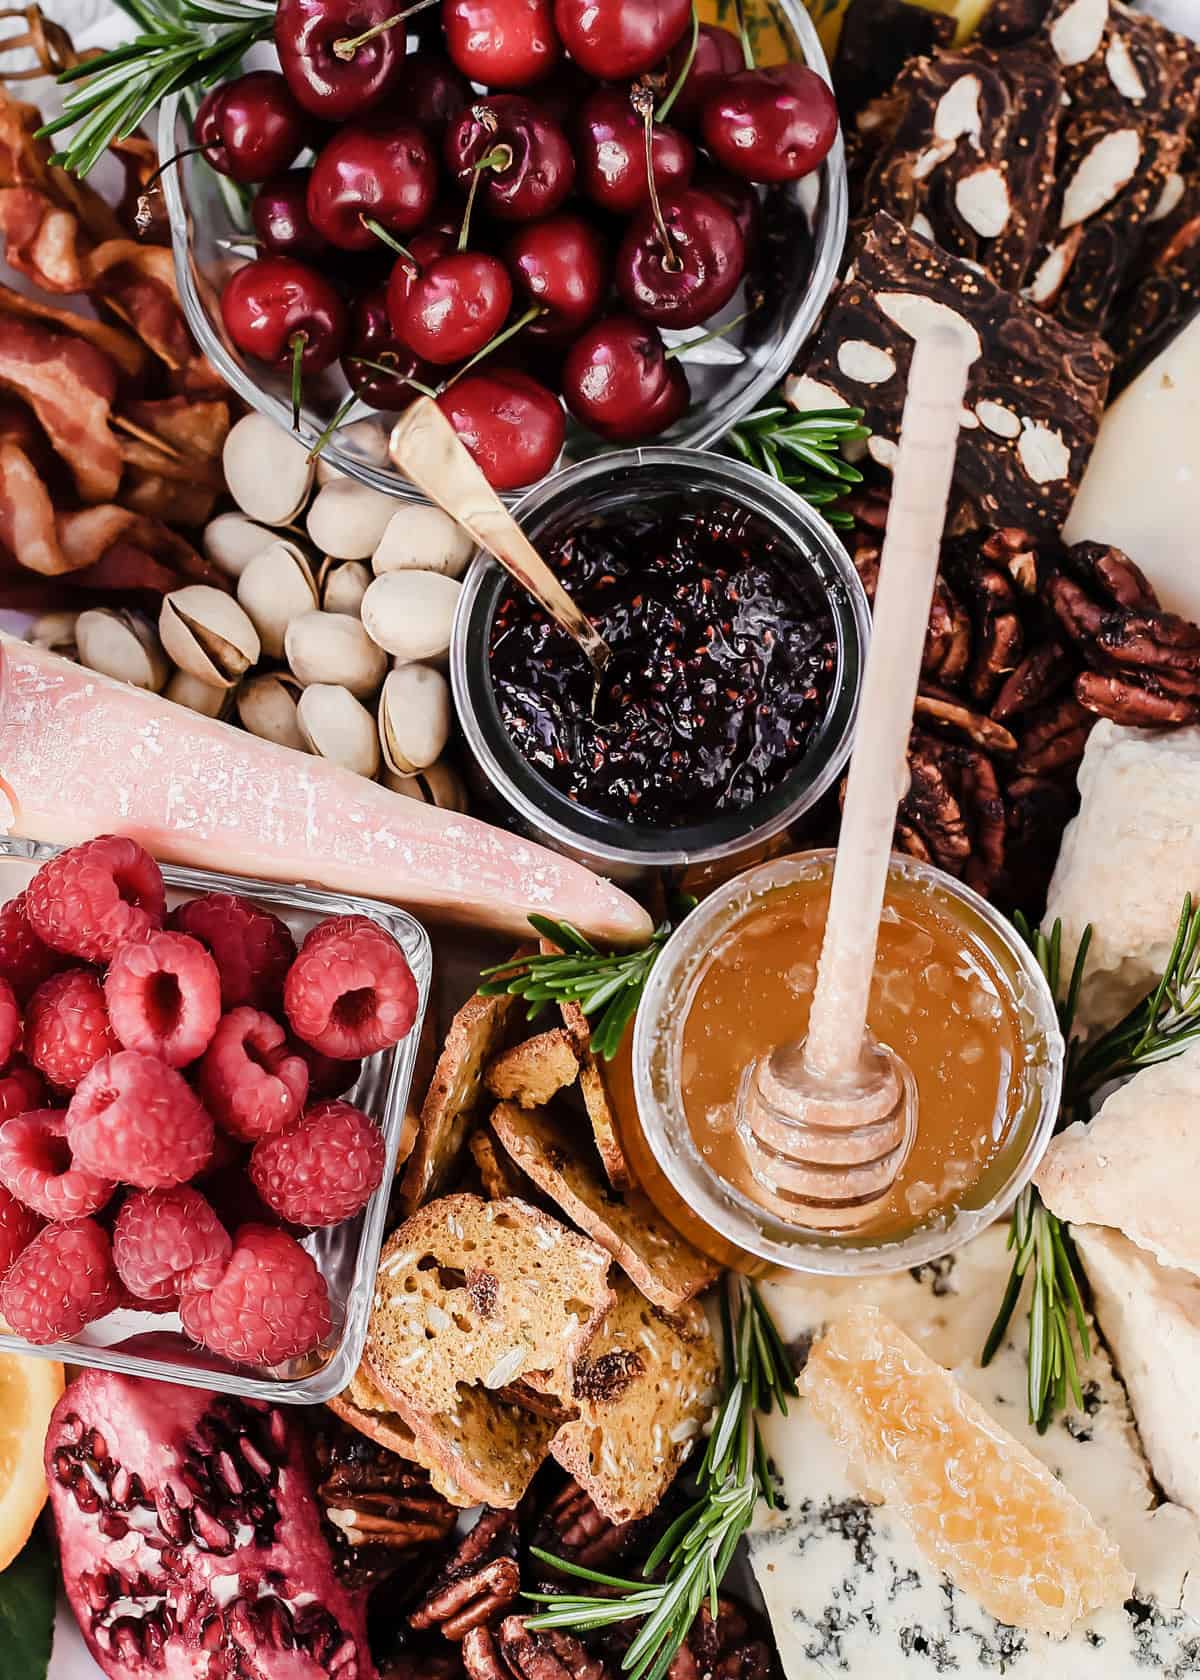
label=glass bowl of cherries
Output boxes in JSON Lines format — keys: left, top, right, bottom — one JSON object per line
{"left": 159, "top": 0, "right": 847, "bottom": 498}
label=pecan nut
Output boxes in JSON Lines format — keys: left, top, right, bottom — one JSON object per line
{"left": 313, "top": 1417, "right": 458, "bottom": 1592}
{"left": 410, "top": 1511, "right": 521, "bottom": 1640}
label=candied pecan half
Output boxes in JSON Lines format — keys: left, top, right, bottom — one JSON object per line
{"left": 991, "top": 642, "right": 1073, "bottom": 722}
{"left": 531, "top": 1480, "right": 649, "bottom": 1576}
{"left": 980, "top": 527, "right": 1040, "bottom": 596}
{"left": 668, "top": 1600, "right": 774, "bottom": 1680}
{"left": 898, "top": 734, "right": 1005, "bottom": 896}
{"left": 923, "top": 579, "right": 971, "bottom": 686}
{"left": 1076, "top": 671, "right": 1200, "bottom": 726}
{"left": 957, "top": 565, "right": 1023, "bottom": 706}
{"left": 313, "top": 1417, "right": 458, "bottom": 1592}
{"left": 1015, "top": 696, "right": 1094, "bottom": 776}
{"left": 914, "top": 689, "right": 1017, "bottom": 755}
{"left": 410, "top": 1510, "right": 521, "bottom": 1640}
{"left": 499, "top": 1618, "right": 611, "bottom": 1680}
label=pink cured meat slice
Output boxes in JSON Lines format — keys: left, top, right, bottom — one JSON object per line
{"left": 0, "top": 637, "right": 652, "bottom": 945}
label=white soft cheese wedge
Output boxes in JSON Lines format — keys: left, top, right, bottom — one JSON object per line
{"left": 1044, "top": 720, "right": 1200, "bottom": 1036}
{"left": 749, "top": 1225, "right": 1200, "bottom": 1674}
{"left": 1036, "top": 1042, "right": 1200, "bottom": 1276}
{"left": 1073, "top": 1223, "right": 1200, "bottom": 1519}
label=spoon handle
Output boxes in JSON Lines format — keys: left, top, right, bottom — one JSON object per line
{"left": 389, "top": 398, "right": 611, "bottom": 675}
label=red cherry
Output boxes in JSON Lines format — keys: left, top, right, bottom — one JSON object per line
{"left": 505, "top": 212, "right": 607, "bottom": 339}
{"left": 562, "top": 314, "right": 688, "bottom": 442}
{"left": 523, "top": 60, "right": 591, "bottom": 128}
{"left": 394, "top": 250, "right": 513, "bottom": 363}
{"left": 660, "top": 24, "right": 743, "bottom": 129}
{"left": 391, "top": 52, "right": 471, "bottom": 133}
{"left": 194, "top": 71, "right": 310, "bottom": 184}
{"left": 221, "top": 256, "right": 347, "bottom": 374}
{"left": 343, "top": 288, "right": 430, "bottom": 409}
{"left": 694, "top": 164, "right": 760, "bottom": 254}
{"left": 307, "top": 120, "right": 438, "bottom": 250}
{"left": 575, "top": 87, "right": 694, "bottom": 216}
{"left": 437, "top": 368, "right": 564, "bottom": 488}
{"left": 616, "top": 186, "right": 745, "bottom": 329}
{"left": 444, "top": 96, "right": 574, "bottom": 222}
{"left": 384, "top": 225, "right": 456, "bottom": 327}
{"left": 701, "top": 64, "right": 838, "bottom": 184}
{"left": 553, "top": 0, "right": 690, "bottom": 79}
{"left": 252, "top": 171, "right": 329, "bottom": 258}
{"left": 443, "top": 0, "right": 560, "bottom": 87}
{"left": 275, "top": 0, "right": 408, "bottom": 120}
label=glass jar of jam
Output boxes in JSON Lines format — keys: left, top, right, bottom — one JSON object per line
{"left": 450, "top": 450, "right": 869, "bottom": 885}
{"left": 629, "top": 850, "right": 1065, "bottom": 1275}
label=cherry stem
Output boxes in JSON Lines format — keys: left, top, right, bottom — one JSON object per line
{"left": 332, "top": 0, "right": 438, "bottom": 60}
{"left": 655, "top": 1, "right": 698, "bottom": 124}
{"left": 733, "top": 0, "right": 755, "bottom": 71}
{"left": 440, "top": 303, "right": 545, "bottom": 390}
{"left": 360, "top": 215, "right": 415, "bottom": 260}
{"left": 348, "top": 355, "right": 439, "bottom": 399}
{"left": 289, "top": 332, "right": 307, "bottom": 431}
{"left": 306, "top": 392, "right": 359, "bottom": 463}
{"left": 135, "top": 143, "right": 206, "bottom": 233}
{"left": 458, "top": 144, "right": 512, "bottom": 250}
{"left": 663, "top": 307, "right": 753, "bottom": 359}
{"left": 632, "top": 85, "right": 682, "bottom": 274}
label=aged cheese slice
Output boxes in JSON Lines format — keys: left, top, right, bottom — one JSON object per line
{"left": 749, "top": 1225, "right": 1200, "bottom": 1675}
{"left": 1073, "top": 1222, "right": 1200, "bottom": 1519}
{"left": 0, "top": 637, "right": 651, "bottom": 946}
{"left": 1044, "top": 719, "right": 1200, "bottom": 1035}
{"left": 1036, "top": 1042, "right": 1200, "bottom": 1276}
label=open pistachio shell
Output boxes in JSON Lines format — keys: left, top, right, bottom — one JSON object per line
{"left": 378, "top": 664, "right": 452, "bottom": 775}
{"left": 160, "top": 586, "right": 261, "bottom": 689}
{"left": 320, "top": 558, "right": 371, "bottom": 616}
{"left": 29, "top": 611, "right": 80, "bottom": 658}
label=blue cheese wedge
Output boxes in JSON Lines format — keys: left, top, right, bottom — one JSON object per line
{"left": 749, "top": 1224, "right": 1200, "bottom": 1673}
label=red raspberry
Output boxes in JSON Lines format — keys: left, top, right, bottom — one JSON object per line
{"left": 0, "top": 1063, "right": 46, "bottom": 1121}
{"left": 25, "top": 969, "right": 120, "bottom": 1092}
{"left": 0, "top": 891, "right": 65, "bottom": 1002}
{"left": 26, "top": 835, "right": 164, "bottom": 963}
{"left": 168, "top": 893, "right": 297, "bottom": 1011}
{"left": 289, "top": 1040, "right": 362, "bottom": 1101}
{"left": 249, "top": 1100, "right": 385, "bottom": 1227}
{"left": 284, "top": 915, "right": 417, "bottom": 1058}
{"left": 112, "top": 1186, "right": 231, "bottom": 1302}
{"left": 67, "top": 1051, "right": 214, "bottom": 1189}
{"left": 0, "top": 978, "right": 19, "bottom": 1071}
{"left": 0, "top": 1217, "right": 120, "bottom": 1343}
{"left": 0, "top": 1183, "right": 42, "bottom": 1278}
{"left": 105, "top": 931, "right": 221, "bottom": 1068}
{"left": 0, "top": 1109, "right": 115, "bottom": 1221}
{"left": 179, "top": 1224, "right": 332, "bottom": 1366}
{"left": 196, "top": 1008, "right": 309, "bottom": 1142}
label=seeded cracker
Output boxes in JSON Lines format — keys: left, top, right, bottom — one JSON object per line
{"left": 469, "top": 1125, "right": 532, "bottom": 1200}
{"left": 327, "top": 1363, "right": 478, "bottom": 1508}
{"left": 488, "top": 1104, "right": 718, "bottom": 1311}
{"left": 551, "top": 1275, "right": 719, "bottom": 1524}
{"left": 485, "top": 1028, "right": 581, "bottom": 1108}
{"left": 558, "top": 998, "right": 632, "bottom": 1188}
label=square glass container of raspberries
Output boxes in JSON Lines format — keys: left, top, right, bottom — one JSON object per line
{"left": 0, "top": 835, "right": 431, "bottom": 1404}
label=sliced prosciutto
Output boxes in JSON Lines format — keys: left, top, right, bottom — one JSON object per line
{"left": 0, "top": 638, "right": 652, "bottom": 946}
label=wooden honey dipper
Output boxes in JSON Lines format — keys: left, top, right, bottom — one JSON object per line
{"left": 736, "top": 327, "right": 973, "bottom": 1231}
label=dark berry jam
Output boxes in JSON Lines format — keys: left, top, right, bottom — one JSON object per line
{"left": 488, "top": 497, "right": 839, "bottom": 829}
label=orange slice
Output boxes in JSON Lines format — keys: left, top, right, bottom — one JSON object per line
{"left": 801, "top": 1305, "right": 1132, "bottom": 1637}
{"left": 0, "top": 1352, "right": 63, "bottom": 1569}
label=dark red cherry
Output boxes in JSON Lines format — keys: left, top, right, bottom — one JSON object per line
{"left": 437, "top": 368, "right": 564, "bottom": 488}
{"left": 694, "top": 164, "right": 760, "bottom": 254}
{"left": 505, "top": 212, "right": 607, "bottom": 339}
{"left": 562, "top": 314, "right": 688, "bottom": 442}
{"left": 394, "top": 250, "right": 513, "bottom": 363}
{"left": 391, "top": 53, "right": 471, "bottom": 134}
{"left": 252, "top": 171, "right": 329, "bottom": 258}
{"left": 194, "top": 71, "right": 310, "bottom": 183}
{"left": 616, "top": 186, "right": 745, "bottom": 329}
{"left": 701, "top": 64, "right": 838, "bottom": 184}
{"left": 660, "top": 23, "right": 743, "bottom": 129}
{"left": 445, "top": 97, "right": 574, "bottom": 222}
{"left": 307, "top": 120, "right": 437, "bottom": 250}
{"left": 221, "top": 256, "right": 347, "bottom": 374}
{"left": 443, "top": 0, "right": 560, "bottom": 87}
{"left": 275, "top": 0, "right": 408, "bottom": 120}
{"left": 553, "top": 0, "right": 690, "bottom": 79}
{"left": 343, "top": 288, "right": 429, "bottom": 409}
{"left": 575, "top": 87, "right": 694, "bottom": 216}
{"left": 384, "top": 225, "right": 456, "bottom": 327}
{"left": 523, "top": 60, "right": 591, "bottom": 128}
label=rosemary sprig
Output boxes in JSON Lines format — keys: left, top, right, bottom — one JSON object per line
{"left": 984, "top": 895, "right": 1200, "bottom": 1430}
{"left": 478, "top": 912, "right": 680, "bottom": 1061}
{"left": 40, "top": 0, "right": 275, "bottom": 177}
{"left": 525, "top": 1277, "right": 795, "bottom": 1680}
{"left": 725, "top": 404, "right": 868, "bottom": 529}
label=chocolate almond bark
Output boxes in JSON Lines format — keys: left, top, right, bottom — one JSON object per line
{"left": 831, "top": 0, "right": 955, "bottom": 131}
{"left": 857, "top": 41, "right": 1063, "bottom": 290}
{"left": 790, "top": 213, "right": 1112, "bottom": 534}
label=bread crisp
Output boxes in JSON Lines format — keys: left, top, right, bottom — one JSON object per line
{"left": 388, "top": 1384, "right": 558, "bottom": 1509}
{"left": 327, "top": 1363, "right": 470, "bottom": 1505}
{"left": 551, "top": 1275, "right": 719, "bottom": 1523}
{"left": 398, "top": 962, "right": 529, "bottom": 1214}
{"left": 485, "top": 1028, "right": 580, "bottom": 1108}
{"left": 470, "top": 1126, "right": 531, "bottom": 1201}
{"left": 488, "top": 1104, "right": 718, "bottom": 1311}
{"left": 560, "top": 999, "right": 632, "bottom": 1188}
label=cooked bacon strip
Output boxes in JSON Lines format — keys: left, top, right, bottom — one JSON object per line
{"left": 0, "top": 89, "right": 123, "bottom": 241}
{"left": 0, "top": 278, "right": 144, "bottom": 380}
{"left": 0, "top": 316, "right": 120, "bottom": 502}
{"left": 0, "top": 439, "right": 66, "bottom": 572}
{"left": 0, "top": 185, "right": 87, "bottom": 290}
{"left": 120, "top": 471, "right": 220, "bottom": 528}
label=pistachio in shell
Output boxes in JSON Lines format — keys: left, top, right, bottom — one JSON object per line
{"left": 236, "top": 671, "right": 309, "bottom": 752}
{"left": 378, "top": 664, "right": 451, "bottom": 776}
{"left": 285, "top": 609, "right": 388, "bottom": 699}
{"left": 306, "top": 479, "right": 396, "bottom": 560}
{"left": 166, "top": 669, "right": 234, "bottom": 719}
{"left": 76, "top": 608, "right": 169, "bottom": 692}
{"left": 297, "top": 683, "right": 381, "bottom": 779}
{"left": 160, "top": 586, "right": 261, "bottom": 689}
{"left": 237, "top": 540, "right": 319, "bottom": 660}
{"left": 372, "top": 506, "right": 473, "bottom": 580}
{"left": 203, "top": 511, "right": 276, "bottom": 580}
{"left": 222, "top": 413, "right": 314, "bottom": 526}
{"left": 320, "top": 558, "right": 371, "bottom": 616}
{"left": 28, "top": 610, "right": 79, "bottom": 658}
{"left": 382, "top": 759, "right": 467, "bottom": 811}
{"left": 360, "top": 570, "right": 461, "bottom": 663}
{"left": 315, "top": 418, "right": 391, "bottom": 487}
